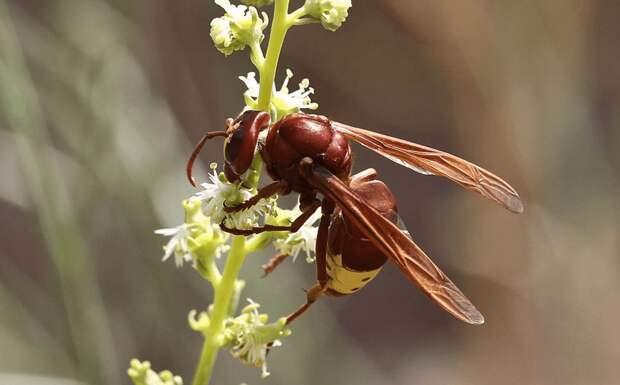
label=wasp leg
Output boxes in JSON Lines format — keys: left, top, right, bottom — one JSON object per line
{"left": 224, "top": 181, "right": 289, "bottom": 213}
{"left": 262, "top": 253, "right": 290, "bottom": 277}
{"left": 285, "top": 283, "right": 327, "bottom": 325}
{"left": 285, "top": 199, "right": 334, "bottom": 325}
{"left": 220, "top": 199, "right": 321, "bottom": 235}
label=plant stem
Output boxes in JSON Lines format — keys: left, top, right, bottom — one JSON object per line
{"left": 192, "top": 2, "right": 296, "bottom": 383}
{"left": 286, "top": 6, "right": 308, "bottom": 26}
{"left": 191, "top": 236, "right": 247, "bottom": 385}
{"left": 257, "top": 0, "right": 291, "bottom": 111}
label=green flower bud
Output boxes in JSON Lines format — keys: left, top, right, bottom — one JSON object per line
{"left": 241, "top": 0, "right": 274, "bottom": 7}
{"left": 128, "top": 359, "right": 183, "bottom": 385}
{"left": 211, "top": 0, "right": 269, "bottom": 56}
{"left": 304, "top": 0, "right": 352, "bottom": 31}
{"left": 210, "top": 17, "right": 244, "bottom": 56}
{"left": 188, "top": 310, "right": 211, "bottom": 335}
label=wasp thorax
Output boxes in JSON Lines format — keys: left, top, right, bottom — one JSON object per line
{"left": 223, "top": 110, "right": 270, "bottom": 182}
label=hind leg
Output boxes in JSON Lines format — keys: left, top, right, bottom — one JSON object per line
{"left": 261, "top": 253, "right": 290, "bottom": 277}
{"left": 285, "top": 200, "right": 334, "bottom": 325}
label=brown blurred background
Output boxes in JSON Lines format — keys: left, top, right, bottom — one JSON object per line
{"left": 1, "top": 1, "right": 619, "bottom": 384}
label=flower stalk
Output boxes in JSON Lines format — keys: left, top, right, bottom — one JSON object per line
{"left": 192, "top": 0, "right": 300, "bottom": 385}
{"left": 192, "top": 236, "right": 247, "bottom": 385}
{"left": 257, "top": 0, "right": 290, "bottom": 111}
{"left": 191, "top": 0, "right": 296, "bottom": 380}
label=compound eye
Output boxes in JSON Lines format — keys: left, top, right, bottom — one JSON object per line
{"left": 223, "top": 110, "right": 270, "bottom": 182}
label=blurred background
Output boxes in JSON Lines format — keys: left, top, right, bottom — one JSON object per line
{"left": 1, "top": 1, "right": 619, "bottom": 384}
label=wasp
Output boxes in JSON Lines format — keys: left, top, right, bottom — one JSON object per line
{"left": 187, "top": 110, "right": 523, "bottom": 325}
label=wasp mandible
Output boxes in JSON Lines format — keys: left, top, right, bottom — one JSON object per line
{"left": 187, "top": 110, "right": 524, "bottom": 325}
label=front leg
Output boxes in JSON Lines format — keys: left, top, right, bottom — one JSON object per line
{"left": 224, "top": 180, "right": 289, "bottom": 213}
{"left": 220, "top": 199, "right": 321, "bottom": 236}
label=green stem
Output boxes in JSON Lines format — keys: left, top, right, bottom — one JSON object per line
{"left": 245, "top": 232, "right": 273, "bottom": 254}
{"left": 257, "top": 0, "right": 291, "bottom": 111}
{"left": 192, "top": 2, "right": 301, "bottom": 384}
{"left": 286, "top": 6, "right": 308, "bottom": 26}
{"left": 191, "top": 236, "right": 247, "bottom": 385}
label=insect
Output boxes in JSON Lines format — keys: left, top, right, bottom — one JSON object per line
{"left": 186, "top": 110, "right": 523, "bottom": 325}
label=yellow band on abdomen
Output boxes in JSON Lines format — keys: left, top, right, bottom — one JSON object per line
{"left": 326, "top": 254, "right": 382, "bottom": 295}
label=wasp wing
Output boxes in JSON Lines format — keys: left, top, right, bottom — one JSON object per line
{"left": 303, "top": 163, "right": 484, "bottom": 324}
{"left": 332, "top": 122, "right": 524, "bottom": 213}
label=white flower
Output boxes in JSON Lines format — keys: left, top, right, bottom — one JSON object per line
{"left": 210, "top": 0, "right": 269, "bottom": 56}
{"left": 274, "top": 69, "right": 320, "bottom": 113}
{"left": 154, "top": 199, "right": 229, "bottom": 269}
{"left": 273, "top": 204, "right": 321, "bottom": 262}
{"left": 193, "top": 165, "right": 250, "bottom": 219}
{"left": 193, "top": 164, "right": 275, "bottom": 230}
{"left": 223, "top": 299, "right": 289, "bottom": 378}
{"left": 239, "top": 72, "right": 260, "bottom": 109}
{"left": 154, "top": 224, "right": 193, "bottom": 267}
{"left": 304, "top": 0, "right": 352, "bottom": 31}
{"left": 239, "top": 69, "right": 319, "bottom": 115}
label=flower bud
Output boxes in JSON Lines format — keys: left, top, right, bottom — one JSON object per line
{"left": 304, "top": 0, "right": 352, "bottom": 31}
{"left": 128, "top": 359, "right": 183, "bottom": 385}
{"left": 211, "top": 0, "right": 269, "bottom": 56}
{"left": 188, "top": 310, "right": 211, "bottom": 335}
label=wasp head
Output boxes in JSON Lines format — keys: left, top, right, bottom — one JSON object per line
{"left": 186, "top": 110, "right": 271, "bottom": 186}
{"left": 223, "top": 110, "right": 271, "bottom": 182}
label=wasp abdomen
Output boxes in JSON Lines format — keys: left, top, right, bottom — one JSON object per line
{"left": 327, "top": 177, "right": 398, "bottom": 289}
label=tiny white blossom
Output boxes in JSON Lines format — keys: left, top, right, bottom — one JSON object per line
{"left": 273, "top": 204, "right": 321, "bottom": 262}
{"left": 223, "top": 299, "right": 289, "bottom": 378}
{"left": 154, "top": 224, "right": 193, "bottom": 267}
{"left": 193, "top": 166, "right": 250, "bottom": 219}
{"left": 275, "top": 69, "right": 320, "bottom": 113}
{"left": 239, "top": 72, "right": 260, "bottom": 109}
{"left": 193, "top": 164, "right": 275, "bottom": 230}
{"left": 239, "top": 69, "right": 319, "bottom": 115}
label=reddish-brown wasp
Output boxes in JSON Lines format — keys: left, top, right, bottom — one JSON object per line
{"left": 187, "top": 110, "right": 523, "bottom": 325}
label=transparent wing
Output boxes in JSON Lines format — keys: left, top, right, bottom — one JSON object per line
{"left": 333, "top": 121, "right": 524, "bottom": 213}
